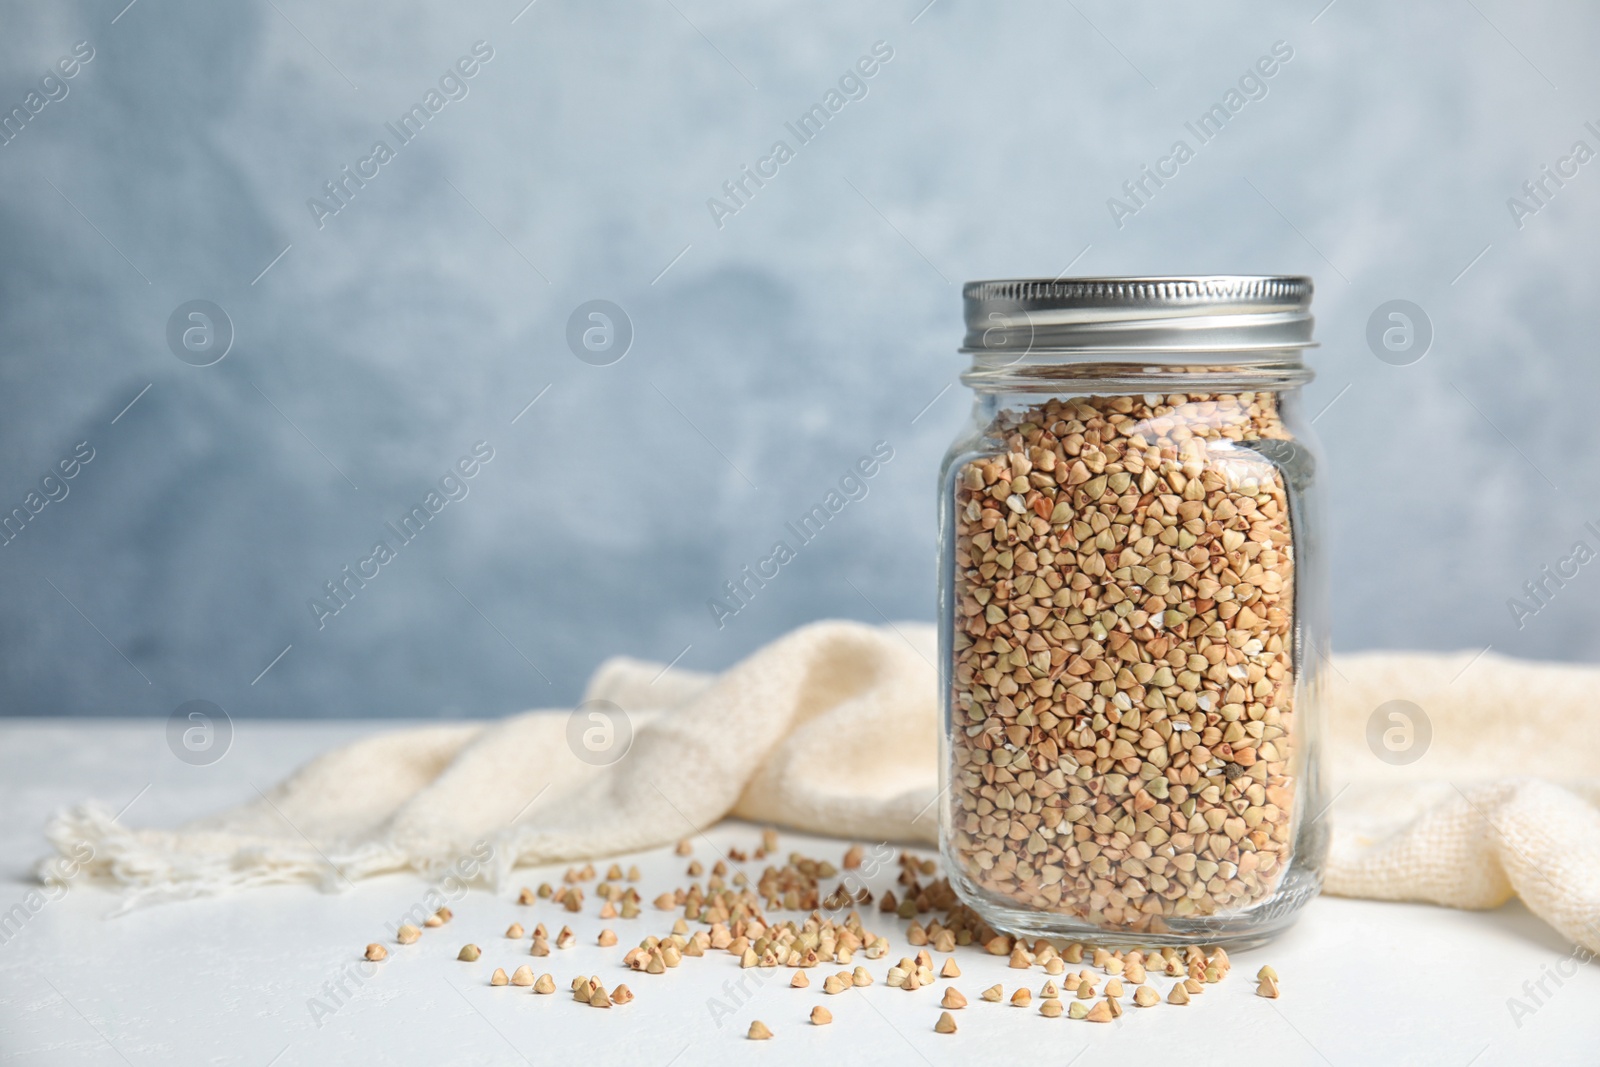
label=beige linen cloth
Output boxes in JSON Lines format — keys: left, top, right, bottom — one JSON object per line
{"left": 41, "top": 621, "right": 1600, "bottom": 952}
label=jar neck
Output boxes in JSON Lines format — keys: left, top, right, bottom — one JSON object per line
{"left": 959, "top": 349, "right": 1313, "bottom": 394}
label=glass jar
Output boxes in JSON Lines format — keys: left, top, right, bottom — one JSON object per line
{"left": 938, "top": 276, "right": 1328, "bottom": 949}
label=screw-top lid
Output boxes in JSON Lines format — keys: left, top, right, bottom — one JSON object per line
{"left": 962, "top": 276, "right": 1315, "bottom": 355}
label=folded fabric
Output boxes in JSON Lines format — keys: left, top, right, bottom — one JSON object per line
{"left": 1317, "top": 649, "right": 1600, "bottom": 955}
{"left": 40, "top": 621, "right": 1600, "bottom": 954}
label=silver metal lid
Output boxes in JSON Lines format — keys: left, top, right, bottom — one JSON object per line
{"left": 962, "top": 276, "right": 1315, "bottom": 355}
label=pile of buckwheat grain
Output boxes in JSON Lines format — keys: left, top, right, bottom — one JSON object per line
{"left": 947, "top": 393, "right": 1299, "bottom": 932}
{"left": 365, "top": 829, "right": 1281, "bottom": 1041}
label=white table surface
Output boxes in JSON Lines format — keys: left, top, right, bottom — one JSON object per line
{"left": 1, "top": 719, "right": 1595, "bottom": 1067}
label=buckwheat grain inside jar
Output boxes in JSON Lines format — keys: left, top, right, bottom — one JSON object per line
{"left": 938, "top": 277, "right": 1328, "bottom": 948}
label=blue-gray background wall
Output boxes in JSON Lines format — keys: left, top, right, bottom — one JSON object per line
{"left": 2, "top": 0, "right": 1594, "bottom": 718}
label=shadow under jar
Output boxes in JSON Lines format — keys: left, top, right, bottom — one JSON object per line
{"left": 938, "top": 277, "right": 1329, "bottom": 949}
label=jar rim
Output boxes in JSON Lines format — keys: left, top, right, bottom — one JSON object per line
{"left": 961, "top": 275, "right": 1316, "bottom": 356}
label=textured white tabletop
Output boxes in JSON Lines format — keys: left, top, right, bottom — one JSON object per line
{"left": 1, "top": 719, "right": 1594, "bottom": 1066}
